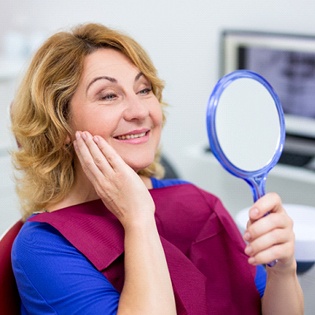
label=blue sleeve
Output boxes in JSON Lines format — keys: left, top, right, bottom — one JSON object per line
{"left": 12, "top": 221, "right": 120, "bottom": 315}
{"left": 255, "top": 264, "right": 266, "bottom": 298}
{"left": 150, "top": 177, "right": 189, "bottom": 188}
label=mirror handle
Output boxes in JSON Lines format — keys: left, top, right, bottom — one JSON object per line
{"left": 249, "top": 176, "right": 278, "bottom": 267}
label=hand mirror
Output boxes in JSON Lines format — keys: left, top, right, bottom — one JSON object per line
{"left": 206, "top": 70, "right": 285, "bottom": 266}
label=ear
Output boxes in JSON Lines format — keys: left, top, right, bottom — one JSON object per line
{"left": 64, "top": 134, "right": 71, "bottom": 145}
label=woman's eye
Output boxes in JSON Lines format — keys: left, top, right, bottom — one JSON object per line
{"left": 138, "top": 88, "right": 152, "bottom": 95}
{"left": 100, "top": 93, "right": 117, "bottom": 101}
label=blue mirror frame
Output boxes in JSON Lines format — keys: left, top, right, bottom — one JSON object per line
{"left": 206, "top": 70, "right": 286, "bottom": 202}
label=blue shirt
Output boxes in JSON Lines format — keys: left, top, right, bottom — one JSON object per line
{"left": 12, "top": 178, "right": 266, "bottom": 314}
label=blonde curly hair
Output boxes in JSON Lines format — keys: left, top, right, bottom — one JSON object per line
{"left": 11, "top": 23, "right": 166, "bottom": 219}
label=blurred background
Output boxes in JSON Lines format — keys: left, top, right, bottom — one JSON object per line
{"left": 1, "top": 1, "right": 315, "bottom": 312}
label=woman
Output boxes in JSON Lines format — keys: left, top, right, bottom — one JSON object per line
{"left": 11, "top": 23, "right": 303, "bottom": 314}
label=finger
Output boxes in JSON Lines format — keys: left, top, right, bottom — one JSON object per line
{"left": 247, "top": 242, "right": 294, "bottom": 266}
{"left": 246, "top": 219, "right": 251, "bottom": 230}
{"left": 74, "top": 131, "right": 122, "bottom": 200}
{"left": 245, "top": 212, "right": 292, "bottom": 241}
{"left": 74, "top": 131, "right": 109, "bottom": 181}
{"left": 245, "top": 226, "right": 293, "bottom": 257}
{"left": 92, "top": 135, "right": 126, "bottom": 171}
{"left": 249, "top": 192, "right": 284, "bottom": 221}
{"left": 80, "top": 132, "right": 115, "bottom": 174}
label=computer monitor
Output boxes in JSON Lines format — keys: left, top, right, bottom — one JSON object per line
{"left": 220, "top": 30, "right": 315, "bottom": 140}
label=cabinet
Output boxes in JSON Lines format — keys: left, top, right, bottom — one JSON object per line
{"left": 182, "top": 142, "right": 315, "bottom": 217}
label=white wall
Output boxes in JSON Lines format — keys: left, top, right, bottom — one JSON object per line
{"left": 1, "top": 0, "right": 315, "bottom": 171}
{"left": 1, "top": 0, "right": 315, "bottom": 229}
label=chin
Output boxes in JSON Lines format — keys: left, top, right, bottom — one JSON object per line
{"left": 124, "top": 157, "right": 155, "bottom": 173}
{"left": 129, "top": 162, "right": 153, "bottom": 173}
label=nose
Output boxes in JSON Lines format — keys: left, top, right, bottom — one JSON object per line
{"left": 123, "top": 95, "right": 149, "bottom": 121}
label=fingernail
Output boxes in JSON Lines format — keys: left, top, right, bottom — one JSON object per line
{"left": 245, "top": 245, "right": 253, "bottom": 255}
{"left": 250, "top": 208, "right": 259, "bottom": 217}
{"left": 248, "top": 257, "right": 256, "bottom": 265}
{"left": 75, "top": 131, "right": 81, "bottom": 139}
{"left": 93, "top": 136, "right": 99, "bottom": 143}
{"left": 81, "top": 132, "right": 87, "bottom": 140}
{"left": 244, "top": 232, "right": 251, "bottom": 241}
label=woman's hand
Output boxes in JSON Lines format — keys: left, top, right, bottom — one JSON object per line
{"left": 74, "top": 130, "right": 177, "bottom": 314}
{"left": 73, "top": 131, "right": 155, "bottom": 228}
{"left": 248, "top": 194, "right": 305, "bottom": 314}
{"left": 243, "top": 192, "right": 296, "bottom": 270}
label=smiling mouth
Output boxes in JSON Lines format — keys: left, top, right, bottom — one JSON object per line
{"left": 115, "top": 131, "right": 148, "bottom": 140}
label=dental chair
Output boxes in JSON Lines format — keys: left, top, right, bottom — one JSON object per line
{"left": 0, "top": 220, "right": 23, "bottom": 315}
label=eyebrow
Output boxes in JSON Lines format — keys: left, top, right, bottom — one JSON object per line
{"left": 86, "top": 72, "right": 144, "bottom": 94}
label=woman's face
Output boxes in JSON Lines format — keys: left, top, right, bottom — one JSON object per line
{"left": 69, "top": 48, "right": 163, "bottom": 172}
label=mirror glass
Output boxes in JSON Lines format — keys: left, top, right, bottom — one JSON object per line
{"left": 206, "top": 70, "right": 285, "bottom": 202}
{"left": 215, "top": 78, "right": 280, "bottom": 171}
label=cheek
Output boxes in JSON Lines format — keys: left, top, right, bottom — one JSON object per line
{"left": 69, "top": 106, "right": 113, "bottom": 135}
{"left": 153, "top": 104, "right": 164, "bottom": 127}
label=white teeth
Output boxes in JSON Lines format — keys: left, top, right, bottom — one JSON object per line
{"left": 117, "top": 132, "right": 146, "bottom": 140}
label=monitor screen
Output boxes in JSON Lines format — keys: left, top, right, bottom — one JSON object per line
{"left": 221, "top": 30, "right": 315, "bottom": 139}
